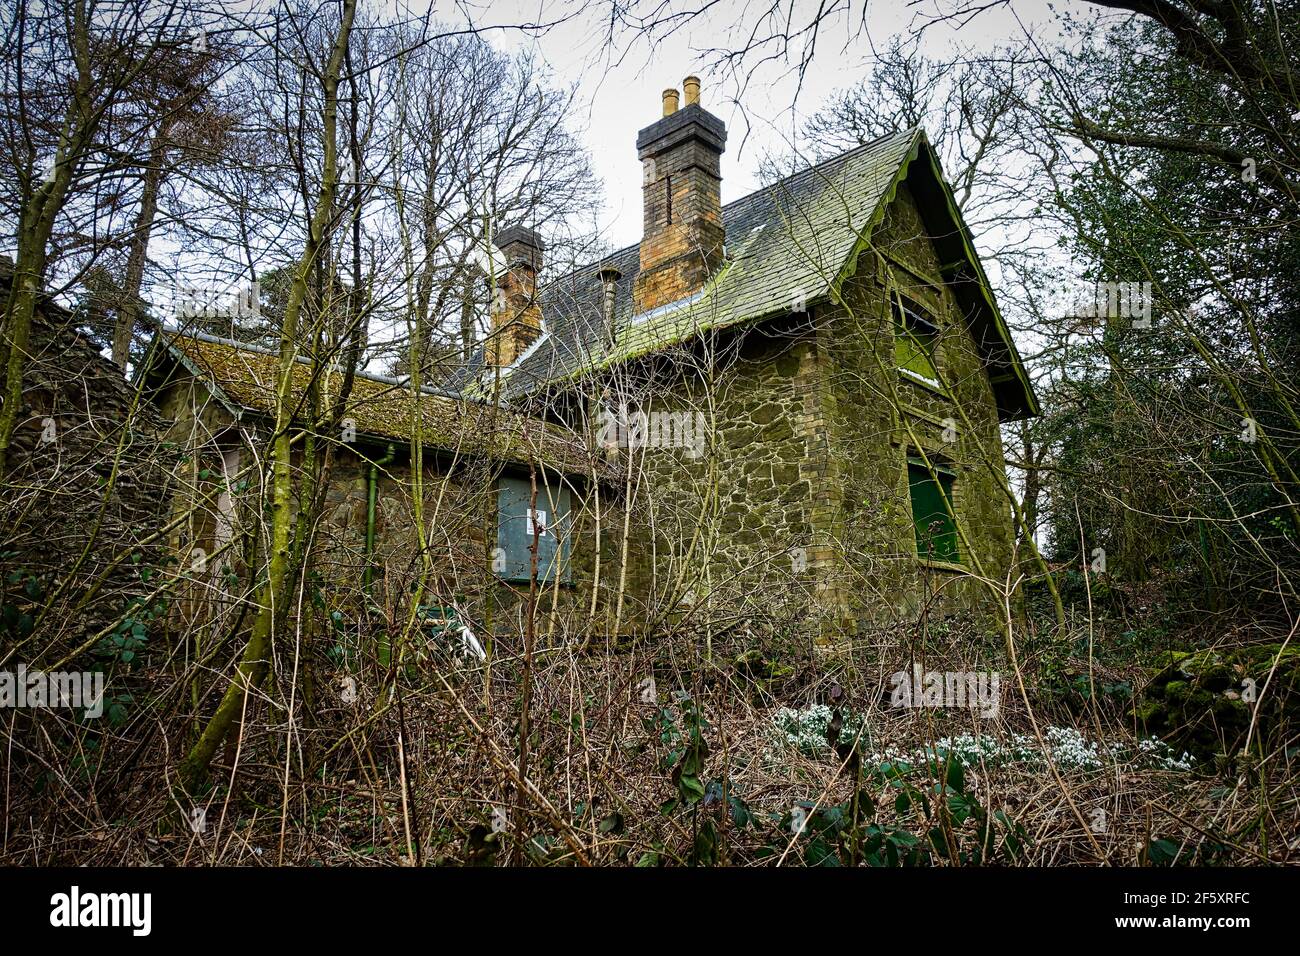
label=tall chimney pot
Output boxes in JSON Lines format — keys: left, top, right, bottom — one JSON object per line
{"left": 662, "top": 88, "right": 679, "bottom": 116}
{"left": 683, "top": 76, "right": 700, "bottom": 106}
{"left": 597, "top": 264, "right": 622, "bottom": 341}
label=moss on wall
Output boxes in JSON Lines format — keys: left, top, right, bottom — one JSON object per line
{"left": 610, "top": 329, "right": 835, "bottom": 642}
{"left": 612, "top": 183, "right": 1019, "bottom": 649}
{"left": 817, "top": 183, "right": 1014, "bottom": 634}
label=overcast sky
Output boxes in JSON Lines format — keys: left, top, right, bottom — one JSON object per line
{"left": 481, "top": 0, "right": 1072, "bottom": 250}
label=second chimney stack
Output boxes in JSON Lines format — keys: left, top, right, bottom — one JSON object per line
{"left": 488, "top": 224, "right": 544, "bottom": 367}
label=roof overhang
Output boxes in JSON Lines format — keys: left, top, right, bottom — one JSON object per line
{"left": 832, "top": 131, "right": 1039, "bottom": 420}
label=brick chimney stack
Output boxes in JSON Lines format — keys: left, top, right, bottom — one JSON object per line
{"left": 488, "top": 225, "right": 544, "bottom": 367}
{"left": 633, "top": 76, "right": 726, "bottom": 315}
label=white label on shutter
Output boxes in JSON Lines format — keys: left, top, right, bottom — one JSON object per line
{"left": 527, "top": 509, "right": 549, "bottom": 537}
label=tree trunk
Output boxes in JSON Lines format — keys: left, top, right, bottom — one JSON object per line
{"left": 178, "top": 0, "right": 358, "bottom": 793}
{"left": 111, "top": 128, "right": 168, "bottom": 368}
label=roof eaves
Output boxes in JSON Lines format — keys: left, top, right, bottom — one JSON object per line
{"left": 156, "top": 334, "right": 248, "bottom": 422}
{"left": 163, "top": 330, "right": 603, "bottom": 474}
{"left": 909, "top": 138, "right": 1039, "bottom": 420}
{"left": 824, "top": 129, "right": 1038, "bottom": 421}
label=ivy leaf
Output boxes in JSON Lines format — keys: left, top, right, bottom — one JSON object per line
{"left": 1146, "top": 838, "right": 1181, "bottom": 866}
{"left": 677, "top": 773, "right": 706, "bottom": 805}
{"left": 728, "top": 795, "right": 753, "bottom": 828}
{"left": 945, "top": 759, "right": 965, "bottom": 793}
{"left": 805, "top": 837, "right": 840, "bottom": 867}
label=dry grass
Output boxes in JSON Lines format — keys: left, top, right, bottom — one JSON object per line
{"left": 4, "top": 615, "right": 1297, "bottom": 867}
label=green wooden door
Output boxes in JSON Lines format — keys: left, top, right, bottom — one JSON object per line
{"left": 907, "top": 461, "right": 959, "bottom": 563}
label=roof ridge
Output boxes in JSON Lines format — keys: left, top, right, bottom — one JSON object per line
{"left": 163, "top": 327, "right": 471, "bottom": 402}
{"left": 544, "top": 126, "right": 920, "bottom": 291}
{"left": 722, "top": 126, "right": 918, "bottom": 215}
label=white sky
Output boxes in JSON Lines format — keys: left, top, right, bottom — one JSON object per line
{"left": 7, "top": 0, "right": 1089, "bottom": 359}
{"left": 479, "top": 0, "right": 1070, "bottom": 249}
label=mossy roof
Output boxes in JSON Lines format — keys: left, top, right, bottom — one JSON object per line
{"left": 449, "top": 128, "right": 1037, "bottom": 420}
{"left": 156, "top": 331, "right": 599, "bottom": 475}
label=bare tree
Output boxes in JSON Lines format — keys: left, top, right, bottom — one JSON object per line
{"left": 0, "top": 0, "right": 205, "bottom": 472}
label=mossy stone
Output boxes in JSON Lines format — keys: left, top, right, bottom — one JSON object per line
{"left": 1136, "top": 643, "right": 1300, "bottom": 761}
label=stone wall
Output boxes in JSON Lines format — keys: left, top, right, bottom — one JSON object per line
{"left": 823, "top": 182, "right": 1014, "bottom": 630}
{"left": 609, "top": 325, "right": 838, "bottom": 642}
{"left": 0, "top": 299, "right": 176, "bottom": 658}
{"left": 610, "top": 183, "right": 1018, "bottom": 646}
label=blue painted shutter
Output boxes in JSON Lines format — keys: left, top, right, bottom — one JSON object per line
{"left": 496, "top": 476, "right": 571, "bottom": 584}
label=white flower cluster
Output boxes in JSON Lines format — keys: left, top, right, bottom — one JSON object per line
{"left": 768, "top": 709, "right": 1195, "bottom": 773}
{"left": 1038, "top": 725, "right": 1104, "bottom": 769}
{"left": 769, "top": 704, "right": 867, "bottom": 755}
{"left": 871, "top": 726, "right": 1195, "bottom": 773}
{"left": 1135, "top": 734, "right": 1197, "bottom": 771}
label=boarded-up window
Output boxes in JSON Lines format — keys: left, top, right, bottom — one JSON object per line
{"left": 496, "top": 475, "right": 572, "bottom": 584}
{"left": 908, "top": 459, "right": 959, "bottom": 563}
{"left": 893, "top": 294, "right": 939, "bottom": 383}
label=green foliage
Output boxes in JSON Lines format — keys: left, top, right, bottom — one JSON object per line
{"left": 776, "top": 756, "right": 1028, "bottom": 866}
{"left": 96, "top": 594, "right": 165, "bottom": 666}
{"left": 1037, "top": 13, "right": 1300, "bottom": 613}
{"left": 647, "top": 692, "right": 755, "bottom": 866}
{"left": 1143, "top": 838, "right": 1182, "bottom": 867}
{"left": 1138, "top": 645, "right": 1300, "bottom": 761}
{"left": 104, "top": 692, "right": 133, "bottom": 726}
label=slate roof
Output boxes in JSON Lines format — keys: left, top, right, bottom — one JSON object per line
{"left": 448, "top": 126, "right": 1037, "bottom": 421}
{"left": 153, "top": 330, "right": 598, "bottom": 474}
{"left": 448, "top": 128, "right": 914, "bottom": 396}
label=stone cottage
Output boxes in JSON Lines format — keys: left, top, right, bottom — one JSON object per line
{"left": 142, "top": 328, "right": 609, "bottom": 652}
{"left": 143, "top": 77, "right": 1036, "bottom": 651}
{"left": 447, "top": 78, "right": 1037, "bottom": 643}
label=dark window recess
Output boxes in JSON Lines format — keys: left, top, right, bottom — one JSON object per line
{"left": 496, "top": 475, "right": 572, "bottom": 584}
{"left": 907, "top": 459, "right": 960, "bottom": 563}
{"left": 893, "top": 294, "right": 940, "bottom": 382}
{"left": 665, "top": 175, "right": 672, "bottom": 225}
